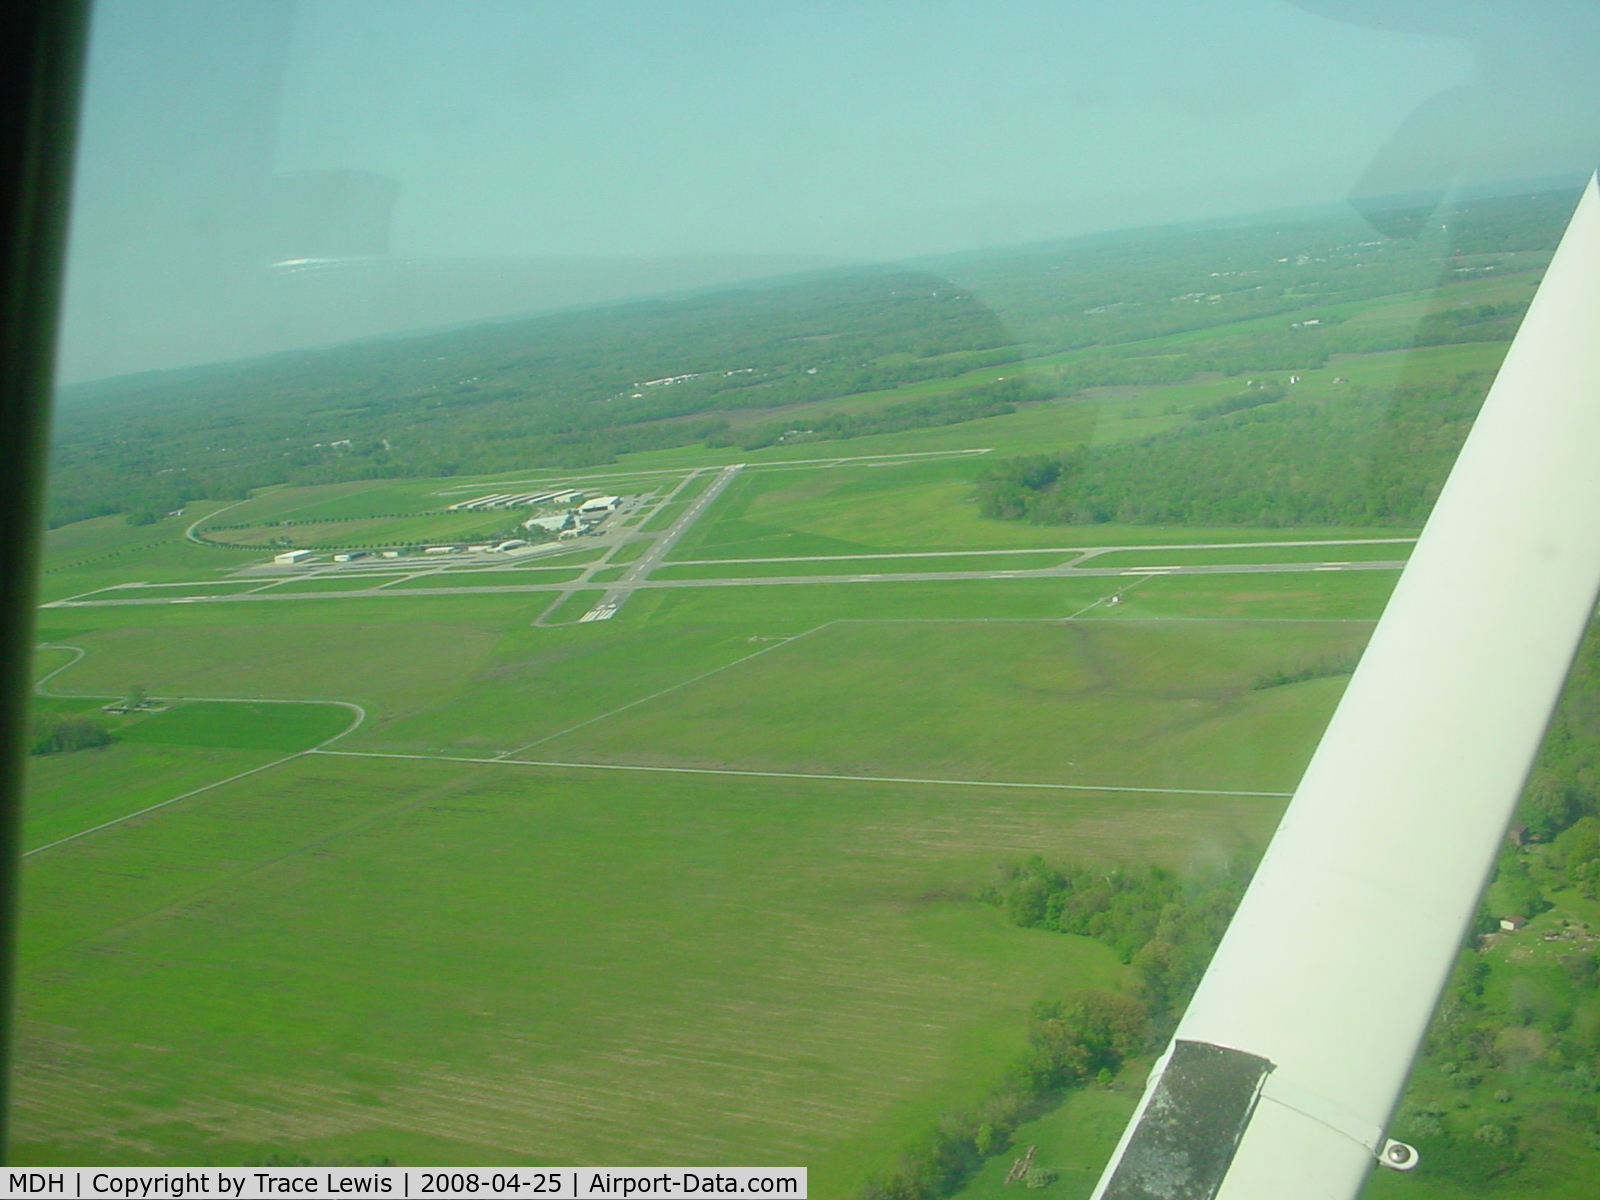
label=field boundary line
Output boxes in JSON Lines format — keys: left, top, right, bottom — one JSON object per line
{"left": 496, "top": 621, "right": 840, "bottom": 757}
{"left": 28, "top": 643, "right": 368, "bottom": 856}
{"left": 315, "top": 748, "right": 1294, "bottom": 799}
{"left": 23, "top": 753, "right": 325, "bottom": 858}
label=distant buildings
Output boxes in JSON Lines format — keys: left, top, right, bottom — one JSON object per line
{"left": 524, "top": 513, "right": 574, "bottom": 534}
{"left": 447, "top": 487, "right": 586, "bottom": 512}
{"left": 273, "top": 549, "right": 314, "bottom": 564}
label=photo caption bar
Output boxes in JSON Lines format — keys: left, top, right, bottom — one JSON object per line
{"left": 7, "top": 1168, "right": 806, "bottom": 1200}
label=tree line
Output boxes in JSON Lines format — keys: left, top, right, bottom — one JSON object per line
{"left": 861, "top": 856, "right": 1254, "bottom": 1200}
{"left": 29, "top": 711, "right": 111, "bottom": 755}
{"left": 976, "top": 370, "right": 1494, "bottom": 528}
{"left": 1380, "top": 617, "right": 1600, "bottom": 1186}
{"left": 46, "top": 187, "right": 1576, "bottom": 531}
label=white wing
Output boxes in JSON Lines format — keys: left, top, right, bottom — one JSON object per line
{"left": 1091, "top": 172, "right": 1600, "bottom": 1200}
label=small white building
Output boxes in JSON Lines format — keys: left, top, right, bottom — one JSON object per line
{"left": 423, "top": 545, "right": 457, "bottom": 555}
{"left": 523, "top": 514, "right": 573, "bottom": 534}
{"left": 579, "top": 495, "right": 621, "bottom": 514}
{"left": 273, "top": 549, "right": 314, "bottom": 564}
{"left": 492, "top": 540, "right": 529, "bottom": 552}
{"left": 333, "top": 551, "right": 369, "bottom": 562}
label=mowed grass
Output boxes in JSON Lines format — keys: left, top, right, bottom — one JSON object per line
{"left": 38, "top": 509, "right": 264, "bottom": 603}
{"left": 1085, "top": 542, "right": 1415, "bottom": 567}
{"left": 529, "top": 619, "right": 1372, "bottom": 793}
{"left": 22, "top": 743, "right": 283, "bottom": 852}
{"left": 12, "top": 753, "right": 1280, "bottom": 1184}
{"left": 23, "top": 701, "right": 352, "bottom": 851}
{"left": 1101, "top": 569, "right": 1401, "bottom": 621}
{"left": 37, "top": 615, "right": 510, "bottom": 732}
{"left": 120, "top": 700, "right": 354, "bottom": 750}
{"left": 674, "top": 456, "right": 1423, "bottom": 560}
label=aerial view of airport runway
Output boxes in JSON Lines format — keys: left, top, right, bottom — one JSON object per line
{"left": 43, "top": 461, "right": 1415, "bottom": 616}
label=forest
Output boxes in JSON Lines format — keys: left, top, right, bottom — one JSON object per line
{"left": 976, "top": 370, "right": 1494, "bottom": 528}
{"left": 44, "top": 186, "right": 1581, "bottom": 528}
{"left": 866, "top": 620, "right": 1600, "bottom": 1198}
{"left": 862, "top": 858, "right": 1255, "bottom": 1200}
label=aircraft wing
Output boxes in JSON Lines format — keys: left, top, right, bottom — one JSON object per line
{"left": 1091, "top": 172, "right": 1600, "bottom": 1199}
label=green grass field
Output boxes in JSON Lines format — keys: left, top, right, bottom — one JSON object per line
{"left": 18, "top": 566, "right": 1367, "bottom": 1185}
{"left": 25, "top": 228, "right": 1596, "bottom": 1195}
{"left": 527, "top": 618, "right": 1369, "bottom": 792}
{"left": 119, "top": 700, "right": 354, "bottom": 750}
{"left": 1085, "top": 541, "right": 1415, "bottom": 567}
{"left": 23, "top": 699, "right": 354, "bottom": 851}
{"left": 23, "top": 742, "right": 285, "bottom": 852}
{"left": 12, "top": 754, "right": 1277, "bottom": 1183}
{"left": 670, "top": 458, "right": 1427, "bottom": 561}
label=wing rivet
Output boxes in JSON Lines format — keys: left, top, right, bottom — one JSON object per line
{"left": 1380, "top": 1140, "right": 1419, "bottom": 1170}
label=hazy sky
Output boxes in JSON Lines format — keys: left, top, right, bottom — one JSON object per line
{"left": 57, "top": 1, "right": 1599, "bottom": 383}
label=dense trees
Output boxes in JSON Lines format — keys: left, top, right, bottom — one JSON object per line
{"left": 861, "top": 856, "right": 1253, "bottom": 1200}
{"left": 1373, "top": 618, "right": 1600, "bottom": 1185}
{"left": 977, "top": 371, "right": 1494, "bottom": 528}
{"left": 46, "top": 187, "right": 1578, "bottom": 531}
{"left": 29, "top": 711, "right": 111, "bottom": 755}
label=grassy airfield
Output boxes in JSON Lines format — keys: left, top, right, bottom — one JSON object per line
{"left": 22, "top": 206, "right": 1581, "bottom": 1194}
{"left": 18, "top": 428, "right": 1400, "bottom": 1187}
